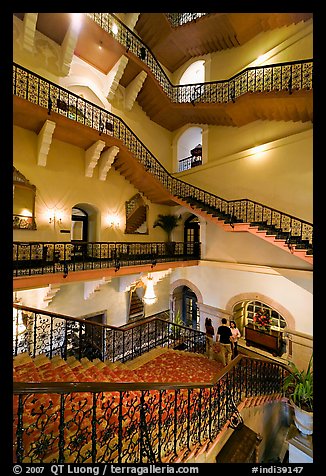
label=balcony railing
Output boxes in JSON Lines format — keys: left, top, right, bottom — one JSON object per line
{"left": 87, "top": 13, "right": 313, "bottom": 104}
{"left": 13, "top": 63, "right": 313, "bottom": 253}
{"left": 179, "top": 154, "right": 202, "bottom": 172}
{"left": 13, "top": 241, "right": 201, "bottom": 277}
{"left": 165, "top": 12, "right": 207, "bottom": 27}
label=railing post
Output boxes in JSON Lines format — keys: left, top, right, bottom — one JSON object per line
{"left": 58, "top": 393, "right": 65, "bottom": 463}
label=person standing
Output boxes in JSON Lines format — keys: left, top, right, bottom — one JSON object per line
{"left": 217, "top": 318, "right": 232, "bottom": 366}
{"left": 205, "top": 317, "right": 215, "bottom": 359}
{"left": 230, "top": 320, "right": 241, "bottom": 358}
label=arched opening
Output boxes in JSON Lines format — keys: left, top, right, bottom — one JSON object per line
{"left": 71, "top": 207, "right": 88, "bottom": 242}
{"left": 179, "top": 60, "right": 205, "bottom": 85}
{"left": 182, "top": 286, "right": 200, "bottom": 330}
{"left": 71, "top": 203, "right": 98, "bottom": 242}
{"left": 177, "top": 126, "right": 203, "bottom": 171}
{"left": 172, "top": 283, "right": 200, "bottom": 331}
{"left": 233, "top": 299, "right": 288, "bottom": 358}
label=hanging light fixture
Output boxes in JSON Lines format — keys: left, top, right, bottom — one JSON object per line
{"left": 143, "top": 274, "right": 157, "bottom": 305}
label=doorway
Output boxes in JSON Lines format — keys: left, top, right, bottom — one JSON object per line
{"left": 182, "top": 286, "right": 200, "bottom": 330}
{"left": 184, "top": 214, "right": 200, "bottom": 257}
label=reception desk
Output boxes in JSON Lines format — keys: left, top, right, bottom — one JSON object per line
{"left": 245, "top": 324, "right": 284, "bottom": 356}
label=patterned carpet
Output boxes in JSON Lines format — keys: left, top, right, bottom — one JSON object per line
{"left": 134, "top": 349, "right": 224, "bottom": 383}
{"left": 13, "top": 348, "right": 224, "bottom": 384}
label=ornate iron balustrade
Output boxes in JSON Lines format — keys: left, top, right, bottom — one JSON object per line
{"left": 13, "top": 356, "right": 286, "bottom": 463}
{"left": 13, "top": 63, "right": 313, "bottom": 252}
{"left": 165, "top": 12, "right": 207, "bottom": 27}
{"left": 87, "top": 13, "right": 313, "bottom": 104}
{"left": 179, "top": 155, "right": 202, "bottom": 172}
{"left": 13, "top": 241, "right": 201, "bottom": 277}
{"left": 13, "top": 304, "right": 206, "bottom": 362}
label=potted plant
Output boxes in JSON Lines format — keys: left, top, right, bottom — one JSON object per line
{"left": 153, "top": 214, "right": 181, "bottom": 256}
{"left": 283, "top": 355, "right": 313, "bottom": 435}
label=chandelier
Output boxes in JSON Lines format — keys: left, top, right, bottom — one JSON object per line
{"left": 142, "top": 274, "right": 157, "bottom": 305}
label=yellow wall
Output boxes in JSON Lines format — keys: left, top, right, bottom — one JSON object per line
{"left": 176, "top": 129, "right": 312, "bottom": 223}
{"left": 13, "top": 126, "right": 172, "bottom": 243}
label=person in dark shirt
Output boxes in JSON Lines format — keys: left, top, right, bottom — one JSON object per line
{"left": 217, "top": 318, "right": 232, "bottom": 366}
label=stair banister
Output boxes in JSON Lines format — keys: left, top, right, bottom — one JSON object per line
{"left": 87, "top": 14, "right": 313, "bottom": 104}
{"left": 13, "top": 304, "right": 206, "bottom": 362}
{"left": 13, "top": 355, "right": 287, "bottom": 464}
{"left": 13, "top": 63, "right": 313, "bottom": 252}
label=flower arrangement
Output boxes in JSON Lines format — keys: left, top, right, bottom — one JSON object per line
{"left": 253, "top": 309, "right": 272, "bottom": 329}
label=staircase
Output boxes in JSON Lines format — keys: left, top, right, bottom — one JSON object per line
{"left": 128, "top": 289, "right": 144, "bottom": 320}
{"left": 13, "top": 348, "right": 287, "bottom": 464}
{"left": 175, "top": 196, "right": 313, "bottom": 264}
{"left": 134, "top": 13, "right": 312, "bottom": 72}
{"left": 13, "top": 63, "right": 313, "bottom": 264}
{"left": 125, "top": 204, "right": 147, "bottom": 233}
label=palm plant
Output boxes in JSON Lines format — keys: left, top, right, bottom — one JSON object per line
{"left": 153, "top": 214, "right": 181, "bottom": 242}
{"left": 283, "top": 355, "right": 313, "bottom": 412}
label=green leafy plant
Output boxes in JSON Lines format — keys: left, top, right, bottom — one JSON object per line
{"left": 171, "top": 309, "right": 184, "bottom": 340}
{"left": 283, "top": 355, "right": 313, "bottom": 412}
{"left": 174, "top": 309, "right": 183, "bottom": 326}
{"left": 153, "top": 214, "right": 181, "bottom": 242}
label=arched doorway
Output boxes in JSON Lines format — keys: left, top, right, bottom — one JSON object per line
{"left": 182, "top": 286, "right": 200, "bottom": 330}
{"left": 71, "top": 207, "right": 88, "bottom": 242}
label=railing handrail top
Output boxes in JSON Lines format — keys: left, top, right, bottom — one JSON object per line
{"left": 12, "top": 303, "right": 204, "bottom": 334}
{"left": 175, "top": 58, "right": 314, "bottom": 88}
{"left": 13, "top": 380, "right": 214, "bottom": 394}
{"left": 13, "top": 240, "right": 201, "bottom": 245}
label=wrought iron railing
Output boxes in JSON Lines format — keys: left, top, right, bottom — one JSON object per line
{"left": 13, "top": 241, "right": 201, "bottom": 277}
{"left": 13, "top": 304, "right": 205, "bottom": 362}
{"left": 13, "top": 355, "right": 287, "bottom": 463}
{"left": 13, "top": 63, "right": 313, "bottom": 252}
{"left": 87, "top": 13, "right": 313, "bottom": 104}
{"left": 179, "top": 155, "right": 202, "bottom": 172}
{"left": 165, "top": 12, "right": 207, "bottom": 27}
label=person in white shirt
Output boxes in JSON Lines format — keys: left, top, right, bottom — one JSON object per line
{"left": 230, "top": 320, "right": 241, "bottom": 358}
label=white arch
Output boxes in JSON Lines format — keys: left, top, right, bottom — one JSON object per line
{"left": 179, "top": 60, "right": 205, "bottom": 85}
{"left": 225, "top": 292, "right": 295, "bottom": 330}
{"left": 61, "top": 77, "right": 110, "bottom": 110}
{"left": 170, "top": 279, "right": 203, "bottom": 304}
{"left": 72, "top": 202, "right": 100, "bottom": 242}
{"left": 172, "top": 124, "right": 208, "bottom": 172}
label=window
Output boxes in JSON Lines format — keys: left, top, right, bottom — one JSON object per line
{"left": 246, "top": 301, "right": 287, "bottom": 331}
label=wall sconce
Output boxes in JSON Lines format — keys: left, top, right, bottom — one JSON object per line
{"left": 143, "top": 274, "right": 157, "bottom": 305}
{"left": 107, "top": 214, "right": 120, "bottom": 229}
{"left": 47, "top": 210, "right": 63, "bottom": 227}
